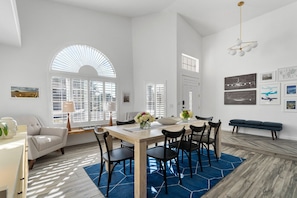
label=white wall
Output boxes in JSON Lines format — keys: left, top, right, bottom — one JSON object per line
{"left": 0, "top": 0, "right": 134, "bottom": 128}
{"left": 132, "top": 11, "right": 177, "bottom": 116}
{"left": 176, "top": 15, "right": 202, "bottom": 114}
{"left": 202, "top": 2, "right": 297, "bottom": 140}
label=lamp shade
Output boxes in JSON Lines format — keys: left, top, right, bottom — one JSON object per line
{"left": 106, "top": 101, "right": 116, "bottom": 112}
{"left": 62, "top": 101, "right": 75, "bottom": 112}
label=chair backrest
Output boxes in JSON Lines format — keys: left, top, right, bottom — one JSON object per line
{"left": 14, "top": 115, "right": 42, "bottom": 135}
{"left": 94, "top": 126, "right": 110, "bottom": 161}
{"left": 195, "top": 116, "right": 213, "bottom": 121}
{"left": 207, "top": 120, "right": 221, "bottom": 141}
{"left": 190, "top": 123, "right": 206, "bottom": 143}
{"left": 162, "top": 127, "right": 185, "bottom": 157}
{"left": 116, "top": 119, "right": 135, "bottom": 125}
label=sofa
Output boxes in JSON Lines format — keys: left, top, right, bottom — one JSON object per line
{"left": 229, "top": 119, "right": 282, "bottom": 140}
{"left": 15, "top": 115, "right": 68, "bottom": 169}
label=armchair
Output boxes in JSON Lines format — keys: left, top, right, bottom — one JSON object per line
{"left": 14, "top": 115, "right": 68, "bottom": 169}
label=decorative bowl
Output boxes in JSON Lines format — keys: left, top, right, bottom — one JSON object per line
{"left": 157, "top": 117, "right": 180, "bottom": 125}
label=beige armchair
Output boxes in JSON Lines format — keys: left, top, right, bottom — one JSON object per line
{"left": 15, "top": 115, "right": 68, "bottom": 169}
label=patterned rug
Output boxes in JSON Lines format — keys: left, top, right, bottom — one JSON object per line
{"left": 84, "top": 149, "right": 245, "bottom": 198}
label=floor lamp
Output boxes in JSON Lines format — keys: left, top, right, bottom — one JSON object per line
{"left": 63, "top": 101, "right": 75, "bottom": 131}
{"left": 106, "top": 101, "right": 116, "bottom": 126}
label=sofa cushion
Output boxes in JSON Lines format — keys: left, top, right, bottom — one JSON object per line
{"left": 230, "top": 119, "right": 246, "bottom": 124}
{"left": 31, "top": 135, "right": 63, "bottom": 151}
{"left": 262, "top": 122, "right": 282, "bottom": 128}
{"left": 244, "top": 120, "right": 263, "bottom": 126}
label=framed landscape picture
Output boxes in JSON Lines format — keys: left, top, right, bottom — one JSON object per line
{"left": 259, "top": 71, "right": 276, "bottom": 83}
{"left": 259, "top": 83, "right": 280, "bottom": 104}
{"left": 284, "top": 82, "right": 297, "bottom": 97}
{"left": 224, "top": 73, "right": 256, "bottom": 90}
{"left": 284, "top": 98, "right": 297, "bottom": 112}
{"left": 11, "top": 86, "right": 39, "bottom": 98}
{"left": 224, "top": 90, "right": 256, "bottom": 105}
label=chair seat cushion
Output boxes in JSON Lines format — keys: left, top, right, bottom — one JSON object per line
{"left": 103, "top": 147, "right": 134, "bottom": 162}
{"left": 147, "top": 146, "right": 178, "bottom": 160}
{"left": 31, "top": 135, "right": 63, "bottom": 151}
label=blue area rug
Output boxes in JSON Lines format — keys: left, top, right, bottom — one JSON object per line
{"left": 84, "top": 149, "right": 245, "bottom": 198}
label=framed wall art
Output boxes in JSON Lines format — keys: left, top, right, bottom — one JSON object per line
{"left": 224, "top": 73, "right": 256, "bottom": 90}
{"left": 224, "top": 90, "right": 256, "bottom": 105}
{"left": 278, "top": 66, "right": 297, "bottom": 81}
{"left": 122, "top": 92, "right": 130, "bottom": 103}
{"left": 259, "top": 71, "right": 276, "bottom": 83}
{"left": 284, "top": 98, "right": 297, "bottom": 112}
{"left": 259, "top": 83, "right": 280, "bottom": 104}
{"left": 11, "top": 86, "right": 39, "bottom": 98}
{"left": 284, "top": 82, "right": 297, "bottom": 97}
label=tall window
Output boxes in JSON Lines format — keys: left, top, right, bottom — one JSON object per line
{"left": 182, "top": 53, "right": 199, "bottom": 73}
{"left": 50, "top": 44, "right": 117, "bottom": 125}
{"left": 146, "top": 83, "right": 166, "bottom": 118}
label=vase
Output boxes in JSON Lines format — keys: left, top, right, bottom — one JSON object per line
{"left": 182, "top": 118, "right": 189, "bottom": 123}
{"left": 140, "top": 121, "right": 151, "bottom": 130}
{"left": 0, "top": 117, "right": 17, "bottom": 139}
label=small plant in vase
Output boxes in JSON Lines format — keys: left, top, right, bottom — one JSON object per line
{"left": 180, "top": 110, "right": 193, "bottom": 122}
{"left": 134, "top": 112, "right": 155, "bottom": 129}
{"left": 0, "top": 122, "right": 8, "bottom": 138}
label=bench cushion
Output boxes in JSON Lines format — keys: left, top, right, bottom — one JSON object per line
{"left": 230, "top": 119, "right": 245, "bottom": 124}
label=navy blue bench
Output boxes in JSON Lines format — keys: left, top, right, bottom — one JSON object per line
{"left": 229, "top": 119, "right": 283, "bottom": 140}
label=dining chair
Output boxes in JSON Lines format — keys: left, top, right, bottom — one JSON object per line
{"left": 170, "top": 124, "right": 206, "bottom": 177}
{"left": 195, "top": 115, "right": 213, "bottom": 121}
{"left": 93, "top": 126, "right": 134, "bottom": 197}
{"left": 146, "top": 127, "right": 185, "bottom": 194}
{"left": 193, "top": 120, "right": 221, "bottom": 166}
{"left": 116, "top": 119, "right": 135, "bottom": 149}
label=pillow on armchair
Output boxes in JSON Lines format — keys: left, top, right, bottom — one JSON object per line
{"left": 14, "top": 115, "right": 68, "bottom": 169}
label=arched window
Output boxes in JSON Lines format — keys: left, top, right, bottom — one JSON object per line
{"left": 50, "top": 44, "right": 117, "bottom": 126}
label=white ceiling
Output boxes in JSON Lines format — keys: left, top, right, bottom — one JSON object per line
{"left": 2, "top": 0, "right": 297, "bottom": 46}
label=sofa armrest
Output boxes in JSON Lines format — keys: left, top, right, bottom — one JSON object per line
{"left": 40, "top": 127, "right": 67, "bottom": 138}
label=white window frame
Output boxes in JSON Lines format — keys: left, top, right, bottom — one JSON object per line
{"left": 50, "top": 44, "right": 117, "bottom": 126}
{"left": 145, "top": 82, "right": 166, "bottom": 118}
{"left": 182, "top": 53, "right": 199, "bottom": 73}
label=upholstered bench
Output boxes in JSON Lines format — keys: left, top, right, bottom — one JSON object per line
{"left": 229, "top": 119, "right": 282, "bottom": 140}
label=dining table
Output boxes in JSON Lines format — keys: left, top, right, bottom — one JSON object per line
{"left": 102, "top": 119, "right": 221, "bottom": 198}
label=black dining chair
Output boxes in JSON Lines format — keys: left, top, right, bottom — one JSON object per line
{"left": 193, "top": 120, "right": 221, "bottom": 166}
{"left": 94, "top": 126, "right": 134, "bottom": 197}
{"left": 116, "top": 119, "right": 135, "bottom": 149}
{"left": 170, "top": 124, "right": 206, "bottom": 177}
{"left": 146, "top": 127, "right": 186, "bottom": 194}
{"left": 195, "top": 115, "right": 213, "bottom": 121}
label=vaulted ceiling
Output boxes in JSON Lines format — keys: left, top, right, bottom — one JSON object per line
{"left": 2, "top": 0, "right": 297, "bottom": 47}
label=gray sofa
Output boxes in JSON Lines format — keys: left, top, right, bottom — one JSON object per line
{"left": 15, "top": 115, "right": 68, "bottom": 169}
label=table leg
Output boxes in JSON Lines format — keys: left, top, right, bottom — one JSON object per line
{"left": 134, "top": 141, "right": 147, "bottom": 198}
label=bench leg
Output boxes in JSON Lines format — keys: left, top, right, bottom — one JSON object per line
{"left": 232, "top": 126, "right": 235, "bottom": 134}
{"left": 271, "top": 130, "right": 278, "bottom": 140}
{"left": 236, "top": 126, "right": 239, "bottom": 133}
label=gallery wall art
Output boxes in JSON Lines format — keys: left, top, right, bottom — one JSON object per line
{"left": 278, "top": 66, "right": 297, "bottom": 81}
{"left": 284, "top": 82, "right": 297, "bottom": 97}
{"left": 224, "top": 90, "right": 256, "bottom": 105}
{"left": 284, "top": 98, "right": 297, "bottom": 112}
{"left": 259, "top": 83, "right": 280, "bottom": 105}
{"left": 11, "top": 86, "right": 39, "bottom": 98}
{"left": 259, "top": 71, "right": 276, "bottom": 83}
{"left": 224, "top": 73, "right": 256, "bottom": 90}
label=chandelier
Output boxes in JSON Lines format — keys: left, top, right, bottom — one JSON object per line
{"left": 228, "top": 1, "right": 258, "bottom": 56}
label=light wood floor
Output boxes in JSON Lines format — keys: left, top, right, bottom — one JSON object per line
{"left": 27, "top": 131, "right": 297, "bottom": 198}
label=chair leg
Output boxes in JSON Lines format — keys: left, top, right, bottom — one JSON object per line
{"left": 29, "top": 160, "right": 36, "bottom": 170}
{"left": 162, "top": 161, "right": 168, "bottom": 194}
{"left": 106, "top": 163, "right": 112, "bottom": 197}
{"left": 98, "top": 161, "right": 105, "bottom": 186}
{"left": 189, "top": 151, "right": 193, "bottom": 178}
{"left": 213, "top": 144, "right": 218, "bottom": 161}
{"left": 198, "top": 148, "right": 203, "bottom": 172}
{"left": 207, "top": 144, "right": 211, "bottom": 166}
{"left": 60, "top": 148, "right": 65, "bottom": 155}
{"left": 175, "top": 158, "right": 182, "bottom": 185}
